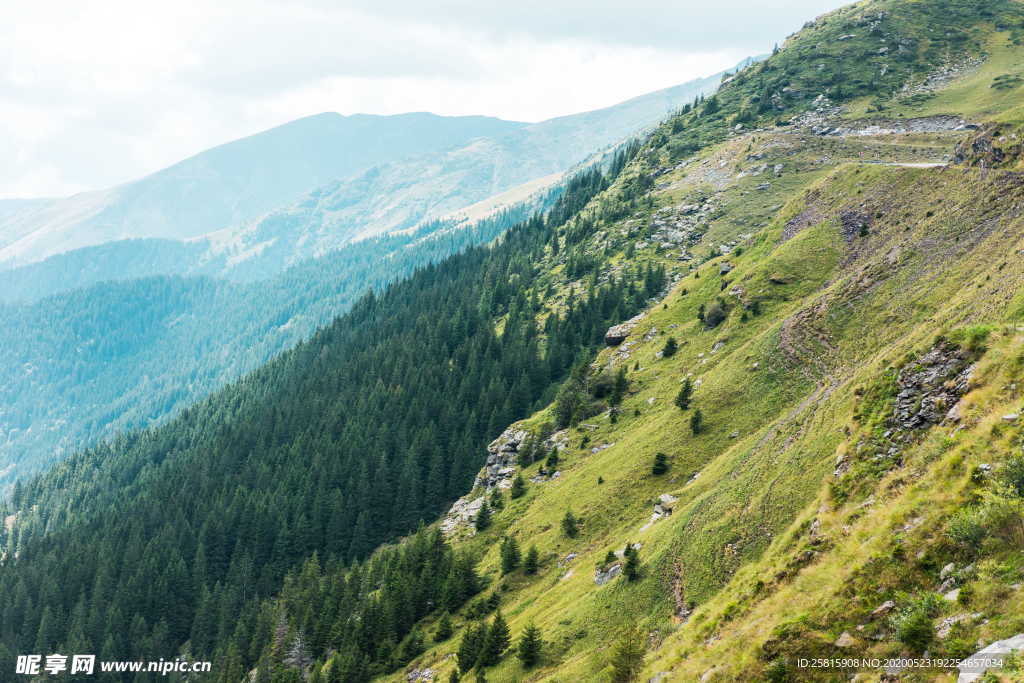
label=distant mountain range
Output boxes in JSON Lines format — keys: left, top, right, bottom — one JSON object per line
{"left": 0, "top": 63, "right": 749, "bottom": 301}
{"left": 0, "top": 62, "right": 751, "bottom": 483}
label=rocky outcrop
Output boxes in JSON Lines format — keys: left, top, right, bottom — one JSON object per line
{"left": 473, "top": 426, "right": 531, "bottom": 490}
{"left": 440, "top": 495, "right": 485, "bottom": 537}
{"left": 606, "top": 312, "right": 646, "bottom": 346}
{"left": 406, "top": 667, "right": 435, "bottom": 682}
{"left": 594, "top": 563, "right": 622, "bottom": 585}
{"left": 640, "top": 494, "right": 678, "bottom": 532}
{"left": 954, "top": 124, "right": 1023, "bottom": 169}
{"left": 890, "top": 341, "right": 974, "bottom": 431}
{"left": 957, "top": 633, "right": 1024, "bottom": 682}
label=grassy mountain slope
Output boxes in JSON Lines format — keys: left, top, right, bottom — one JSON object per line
{"left": 329, "top": 2, "right": 1024, "bottom": 681}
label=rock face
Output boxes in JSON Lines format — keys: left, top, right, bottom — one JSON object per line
{"left": 641, "top": 494, "right": 679, "bottom": 532}
{"left": 440, "top": 495, "right": 485, "bottom": 537}
{"left": 891, "top": 342, "right": 974, "bottom": 431}
{"left": 406, "top": 667, "right": 435, "bottom": 682}
{"left": 605, "top": 312, "right": 646, "bottom": 346}
{"left": 594, "top": 563, "right": 622, "bottom": 585}
{"left": 957, "top": 633, "right": 1024, "bottom": 682}
{"left": 474, "top": 426, "right": 531, "bottom": 490}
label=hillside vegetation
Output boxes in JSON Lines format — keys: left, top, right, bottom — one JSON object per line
{"left": 5, "top": 0, "right": 1024, "bottom": 681}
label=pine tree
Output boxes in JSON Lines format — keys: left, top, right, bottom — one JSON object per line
{"left": 651, "top": 452, "right": 669, "bottom": 476}
{"left": 674, "top": 378, "right": 692, "bottom": 410}
{"left": 610, "top": 627, "right": 645, "bottom": 682}
{"left": 624, "top": 545, "right": 641, "bottom": 582}
{"left": 661, "top": 337, "right": 678, "bottom": 358}
{"left": 517, "top": 623, "right": 543, "bottom": 668}
{"left": 435, "top": 614, "right": 454, "bottom": 642}
{"left": 610, "top": 368, "right": 628, "bottom": 406}
{"left": 474, "top": 504, "right": 492, "bottom": 532}
{"left": 478, "top": 612, "right": 510, "bottom": 667}
{"left": 489, "top": 489, "right": 504, "bottom": 510}
{"left": 457, "top": 623, "right": 486, "bottom": 673}
{"left": 545, "top": 448, "right": 560, "bottom": 471}
{"left": 561, "top": 510, "right": 579, "bottom": 538}
{"left": 524, "top": 545, "right": 539, "bottom": 575}
{"left": 509, "top": 475, "right": 526, "bottom": 499}
{"left": 500, "top": 537, "right": 521, "bottom": 575}
{"left": 690, "top": 408, "right": 704, "bottom": 435}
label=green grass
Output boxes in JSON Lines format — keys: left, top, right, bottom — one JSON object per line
{"left": 373, "top": 4, "right": 1024, "bottom": 681}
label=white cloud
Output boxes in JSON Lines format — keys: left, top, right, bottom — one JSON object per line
{"left": 0, "top": 0, "right": 850, "bottom": 198}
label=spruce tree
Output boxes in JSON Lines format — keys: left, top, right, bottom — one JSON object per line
{"left": 509, "top": 475, "right": 526, "bottom": 499}
{"left": 624, "top": 545, "right": 641, "bottom": 582}
{"left": 474, "top": 504, "right": 492, "bottom": 532}
{"left": 500, "top": 537, "right": 521, "bottom": 575}
{"left": 489, "top": 489, "right": 504, "bottom": 510}
{"left": 517, "top": 623, "right": 543, "bottom": 668}
{"left": 457, "top": 623, "right": 486, "bottom": 673}
{"left": 690, "top": 408, "right": 704, "bottom": 435}
{"left": 661, "top": 337, "right": 678, "bottom": 358}
{"left": 435, "top": 614, "right": 454, "bottom": 642}
{"left": 524, "top": 545, "right": 539, "bottom": 575}
{"left": 479, "top": 612, "right": 511, "bottom": 666}
{"left": 652, "top": 452, "right": 669, "bottom": 475}
{"left": 610, "top": 627, "right": 645, "bottom": 682}
{"left": 610, "top": 368, "right": 629, "bottom": 406}
{"left": 561, "top": 510, "right": 579, "bottom": 538}
{"left": 674, "top": 378, "right": 692, "bottom": 410}
{"left": 545, "top": 448, "right": 560, "bottom": 471}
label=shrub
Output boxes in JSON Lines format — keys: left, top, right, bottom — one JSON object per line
{"left": 704, "top": 300, "right": 727, "bottom": 328}
{"left": 946, "top": 508, "right": 986, "bottom": 551}
{"left": 662, "top": 337, "right": 678, "bottom": 358}
{"left": 890, "top": 593, "right": 941, "bottom": 653}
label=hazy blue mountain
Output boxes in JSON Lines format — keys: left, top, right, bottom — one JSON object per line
{"left": 0, "top": 63, "right": 749, "bottom": 480}
{"left": 186, "top": 64, "right": 750, "bottom": 280}
{"left": 0, "top": 112, "right": 524, "bottom": 269}
{"left": 0, "top": 63, "right": 750, "bottom": 299}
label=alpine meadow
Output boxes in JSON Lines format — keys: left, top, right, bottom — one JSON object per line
{"left": 5, "top": 0, "right": 1024, "bottom": 681}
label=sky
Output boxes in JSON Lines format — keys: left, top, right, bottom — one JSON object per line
{"left": 0, "top": 0, "right": 850, "bottom": 199}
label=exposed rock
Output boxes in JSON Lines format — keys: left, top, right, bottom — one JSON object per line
{"left": 594, "top": 563, "right": 622, "bottom": 585}
{"left": 641, "top": 494, "right": 678, "bottom": 532}
{"left": 606, "top": 312, "right": 646, "bottom": 346}
{"left": 944, "top": 588, "right": 961, "bottom": 602}
{"left": 649, "top": 673, "right": 671, "bottom": 683}
{"left": 957, "top": 633, "right": 1024, "bottom": 681}
{"left": 940, "top": 562, "right": 957, "bottom": 580}
{"left": 937, "top": 613, "right": 973, "bottom": 640}
{"left": 890, "top": 342, "right": 974, "bottom": 431}
{"left": 839, "top": 210, "right": 872, "bottom": 241}
{"left": 406, "top": 667, "right": 435, "bottom": 682}
{"left": 835, "top": 631, "right": 856, "bottom": 648}
{"left": 440, "top": 495, "right": 485, "bottom": 537}
{"left": 559, "top": 552, "right": 578, "bottom": 567}
{"left": 474, "top": 426, "right": 531, "bottom": 490}
{"left": 719, "top": 261, "right": 734, "bottom": 275}
{"left": 871, "top": 600, "right": 896, "bottom": 618}
{"left": 1004, "top": 413, "right": 1020, "bottom": 423}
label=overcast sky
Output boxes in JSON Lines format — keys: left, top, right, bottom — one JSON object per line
{"left": 0, "top": 0, "right": 850, "bottom": 199}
